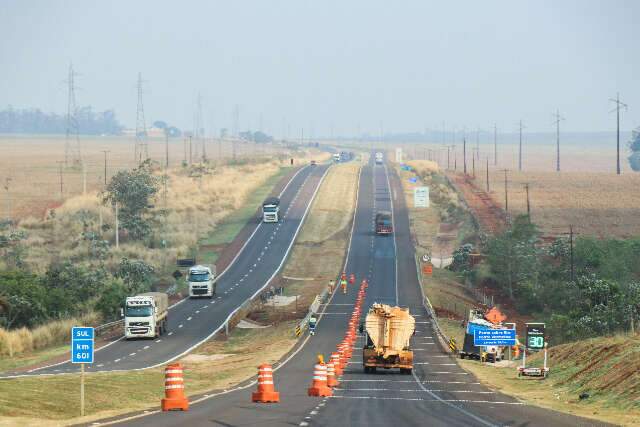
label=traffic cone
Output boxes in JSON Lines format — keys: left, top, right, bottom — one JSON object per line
{"left": 252, "top": 364, "right": 280, "bottom": 403}
{"left": 308, "top": 355, "right": 333, "bottom": 397}
{"left": 161, "top": 363, "right": 189, "bottom": 411}
{"left": 330, "top": 352, "right": 343, "bottom": 376}
{"left": 327, "top": 362, "right": 339, "bottom": 387}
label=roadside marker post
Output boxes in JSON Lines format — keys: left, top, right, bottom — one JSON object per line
{"left": 71, "top": 326, "right": 94, "bottom": 417}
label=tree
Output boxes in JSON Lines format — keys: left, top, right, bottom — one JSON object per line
{"left": 102, "top": 160, "right": 159, "bottom": 241}
{"left": 95, "top": 278, "right": 128, "bottom": 320}
{"left": 114, "top": 258, "right": 154, "bottom": 294}
{"left": 0, "top": 271, "right": 47, "bottom": 328}
{"left": 629, "top": 126, "right": 640, "bottom": 171}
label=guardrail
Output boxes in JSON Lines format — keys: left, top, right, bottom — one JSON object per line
{"left": 294, "top": 286, "right": 331, "bottom": 337}
{"left": 414, "top": 254, "right": 453, "bottom": 353}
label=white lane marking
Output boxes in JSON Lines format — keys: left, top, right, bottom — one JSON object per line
{"left": 340, "top": 379, "right": 481, "bottom": 385}
{"left": 202, "top": 305, "right": 208, "bottom": 309}
{"left": 168, "top": 332, "right": 173, "bottom": 336}
{"left": 195, "top": 310, "right": 200, "bottom": 314}
{"left": 187, "top": 317, "right": 192, "bottom": 321}
{"left": 114, "top": 359, "right": 121, "bottom": 363}
{"left": 129, "top": 353, "right": 136, "bottom": 356}
{"left": 143, "top": 345, "right": 150, "bottom": 350}
{"left": 155, "top": 339, "right": 162, "bottom": 343}
{"left": 253, "top": 263, "right": 257, "bottom": 267}
{"left": 97, "top": 364, "right": 104, "bottom": 368}
{"left": 414, "top": 362, "right": 457, "bottom": 366}
{"left": 336, "top": 388, "right": 496, "bottom": 394}
{"left": 328, "top": 395, "right": 521, "bottom": 405}
{"left": 178, "top": 324, "right": 183, "bottom": 328}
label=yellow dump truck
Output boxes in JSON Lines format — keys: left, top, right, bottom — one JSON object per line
{"left": 363, "top": 303, "right": 415, "bottom": 374}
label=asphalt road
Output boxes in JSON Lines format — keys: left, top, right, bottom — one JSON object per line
{"left": 4, "top": 163, "right": 330, "bottom": 378}
{"left": 110, "top": 155, "right": 610, "bottom": 427}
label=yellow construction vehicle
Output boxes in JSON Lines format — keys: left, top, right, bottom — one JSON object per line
{"left": 362, "top": 303, "right": 415, "bottom": 374}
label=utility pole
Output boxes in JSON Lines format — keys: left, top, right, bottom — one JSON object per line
{"left": 553, "top": 110, "right": 565, "bottom": 172}
{"left": 524, "top": 183, "right": 531, "bottom": 221}
{"left": 82, "top": 161, "right": 87, "bottom": 195}
{"left": 486, "top": 157, "right": 490, "bottom": 192}
{"left": 101, "top": 150, "right": 110, "bottom": 186}
{"left": 446, "top": 145, "right": 451, "bottom": 170}
{"left": 493, "top": 124, "right": 498, "bottom": 166}
{"left": 189, "top": 135, "right": 193, "bottom": 165}
{"left": 609, "top": 93, "right": 628, "bottom": 175}
{"left": 56, "top": 161, "right": 64, "bottom": 199}
{"left": 500, "top": 169, "right": 509, "bottom": 212}
{"left": 196, "top": 93, "right": 206, "bottom": 162}
{"left": 3, "top": 177, "right": 11, "bottom": 223}
{"left": 569, "top": 225, "right": 574, "bottom": 282}
{"left": 164, "top": 130, "right": 169, "bottom": 168}
{"left": 518, "top": 120, "right": 525, "bottom": 171}
{"left": 463, "top": 137, "right": 467, "bottom": 174}
{"left": 472, "top": 148, "right": 476, "bottom": 178}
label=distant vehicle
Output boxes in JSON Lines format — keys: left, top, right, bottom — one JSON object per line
{"left": 188, "top": 265, "right": 216, "bottom": 298}
{"left": 340, "top": 151, "right": 353, "bottom": 162}
{"left": 375, "top": 152, "right": 384, "bottom": 165}
{"left": 262, "top": 197, "right": 281, "bottom": 223}
{"left": 375, "top": 211, "right": 393, "bottom": 235}
{"left": 310, "top": 160, "right": 317, "bottom": 166}
{"left": 333, "top": 153, "right": 341, "bottom": 162}
{"left": 363, "top": 303, "right": 415, "bottom": 374}
{"left": 123, "top": 292, "right": 168, "bottom": 339}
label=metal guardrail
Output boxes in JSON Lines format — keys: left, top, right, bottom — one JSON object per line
{"left": 295, "top": 286, "right": 331, "bottom": 337}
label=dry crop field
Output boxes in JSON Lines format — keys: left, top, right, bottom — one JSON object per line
{"left": 0, "top": 135, "right": 289, "bottom": 220}
{"left": 469, "top": 170, "right": 640, "bottom": 238}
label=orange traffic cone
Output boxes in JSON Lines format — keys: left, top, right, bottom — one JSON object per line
{"left": 330, "top": 352, "right": 343, "bottom": 376}
{"left": 327, "top": 362, "right": 339, "bottom": 387}
{"left": 308, "top": 355, "right": 333, "bottom": 397}
{"left": 349, "top": 273, "right": 355, "bottom": 285}
{"left": 252, "top": 364, "right": 280, "bottom": 403}
{"left": 161, "top": 363, "right": 189, "bottom": 411}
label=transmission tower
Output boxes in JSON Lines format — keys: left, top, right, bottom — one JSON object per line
{"left": 553, "top": 110, "right": 565, "bottom": 172}
{"left": 64, "top": 63, "right": 82, "bottom": 167}
{"left": 134, "top": 72, "right": 148, "bottom": 164}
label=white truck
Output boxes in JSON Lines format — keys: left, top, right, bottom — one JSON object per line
{"left": 375, "top": 152, "right": 384, "bottom": 165}
{"left": 188, "top": 265, "right": 216, "bottom": 298}
{"left": 333, "top": 153, "right": 341, "bottom": 162}
{"left": 262, "top": 197, "right": 280, "bottom": 223}
{"left": 123, "top": 292, "right": 168, "bottom": 339}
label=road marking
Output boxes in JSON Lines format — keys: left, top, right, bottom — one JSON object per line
{"left": 329, "top": 395, "right": 522, "bottom": 406}
{"left": 143, "top": 345, "right": 150, "bottom": 350}
{"left": 187, "top": 317, "right": 192, "bottom": 321}
{"left": 178, "top": 324, "right": 183, "bottom": 328}
{"left": 168, "top": 332, "right": 173, "bottom": 336}
{"left": 155, "top": 339, "right": 162, "bottom": 343}
{"left": 129, "top": 353, "right": 136, "bottom": 356}
{"left": 195, "top": 310, "right": 200, "bottom": 314}
{"left": 97, "top": 364, "right": 104, "bottom": 368}
{"left": 114, "top": 359, "right": 121, "bottom": 363}
{"left": 202, "top": 305, "right": 208, "bottom": 309}
{"left": 414, "top": 362, "right": 457, "bottom": 366}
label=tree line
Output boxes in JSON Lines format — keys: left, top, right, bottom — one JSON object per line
{"left": 450, "top": 215, "right": 640, "bottom": 344}
{"left": 0, "top": 105, "right": 123, "bottom": 135}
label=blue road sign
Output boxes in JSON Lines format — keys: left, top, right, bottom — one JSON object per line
{"left": 71, "top": 326, "right": 94, "bottom": 364}
{"left": 409, "top": 177, "right": 418, "bottom": 183}
{"left": 473, "top": 328, "right": 516, "bottom": 346}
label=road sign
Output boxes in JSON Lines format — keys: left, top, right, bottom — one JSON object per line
{"left": 473, "top": 329, "right": 516, "bottom": 346}
{"left": 526, "top": 323, "right": 545, "bottom": 349}
{"left": 71, "top": 326, "right": 94, "bottom": 364}
{"left": 414, "top": 186, "right": 429, "bottom": 207}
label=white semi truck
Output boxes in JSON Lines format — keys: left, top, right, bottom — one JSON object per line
{"left": 188, "top": 265, "right": 216, "bottom": 298}
{"left": 262, "top": 197, "right": 280, "bottom": 223}
{"left": 123, "top": 292, "right": 168, "bottom": 339}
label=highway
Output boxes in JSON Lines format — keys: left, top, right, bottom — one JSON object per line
{"left": 107, "top": 155, "right": 607, "bottom": 427}
{"left": 2, "top": 163, "right": 330, "bottom": 377}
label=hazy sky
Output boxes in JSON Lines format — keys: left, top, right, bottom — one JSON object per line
{"left": 1, "top": 0, "right": 638, "bottom": 136}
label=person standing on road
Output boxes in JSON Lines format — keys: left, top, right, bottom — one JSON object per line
{"left": 309, "top": 314, "right": 318, "bottom": 335}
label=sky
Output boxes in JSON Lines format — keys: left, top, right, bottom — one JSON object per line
{"left": 0, "top": 0, "right": 638, "bottom": 137}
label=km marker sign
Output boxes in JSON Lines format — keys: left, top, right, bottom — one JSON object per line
{"left": 71, "top": 326, "right": 94, "bottom": 364}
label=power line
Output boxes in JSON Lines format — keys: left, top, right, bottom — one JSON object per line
{"left": 609, "top": 92, "right": 628, "bottom": 175}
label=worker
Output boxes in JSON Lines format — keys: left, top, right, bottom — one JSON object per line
{"left": 328, "top": 279, "right": 336, "bottom": 293}
{"left": 309, "top": 314, "right": 317, "bottom": 335}
{"left": 341, "top": 277, "right": 347, "bottom": 294}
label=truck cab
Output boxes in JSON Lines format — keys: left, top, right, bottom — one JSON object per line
{"left": 375, "top": 211, "right": 393, "bottom": 235}
{"left": 124, "top": 292, "right": 168, "bottom": 339}
{"left": 332, "top": 153, "right": 341, "bottom": 162}
{"left": 188, "top": 265, "right": 216, "bottom": 298}
{"left": 375, "top": 152, "right": 383, "bottom": 165}
{"left": 262, "top": 197, "right": 280, "bottom": 223}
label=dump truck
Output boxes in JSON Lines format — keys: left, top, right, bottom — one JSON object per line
{"left": 362, "top": 303, "right": 415, "bottom": 374}
{"left": 262, "top": 197, "right": 280, "bottom": 223}
{"left": 375, "top": 211, "right": 393, "bottom": 235}
{"left": 123, "top": 292, "right": 169, "bottom": 339}
{"left": 188, "top": 265, "right": 216, "bottom": 298}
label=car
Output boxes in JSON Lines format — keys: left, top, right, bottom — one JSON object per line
{"left": 310, "top": 160, "right": 317, "bottom": 166}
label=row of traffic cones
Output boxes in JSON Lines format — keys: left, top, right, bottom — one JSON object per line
{"left": 306, "top": 277, "right": 368, "bottom": 397}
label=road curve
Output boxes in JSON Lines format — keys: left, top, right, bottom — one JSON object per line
{"left": 103, "top": 155, "right": 608, "bottom": 427}
{"left": 2, "top": 163, "right": 330, "bottom": 378}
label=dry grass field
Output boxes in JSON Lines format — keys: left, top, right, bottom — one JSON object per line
{"left": 0, "top": 135, "right": 290, "bottom": 220}
{"left": 470, "top": 170, "right": 640, "bottom": 238}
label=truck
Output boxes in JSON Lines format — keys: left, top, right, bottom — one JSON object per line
{"left": 375, "top": 152, "right": 384, "bottom": 165}
{"left": 459, "top": 309, "right": 504, "bottom": 362}
{"left": 188, "top": 265, "right": 216, "bottom": 298}
{"left": 332, "top": 153, "right": 341, "bottom": 162}
{"left": 262, "top": 197, "right": 280, "bottom": 223}
{"left": 362, "top": 303, "right": 415, "bottom": 374}
{"left": 375, "top": 211, "right": 393, "bottom": 235}
{"left": 123, "top": 292, "right": 168, "bottom": 339}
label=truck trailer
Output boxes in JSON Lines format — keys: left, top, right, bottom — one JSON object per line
{"left": 123, "top": 292, "right": 168, "bottom": 339}
{"left": 262, "top": 197, "right": 280, "bottom": 223}
{"left": 188, "top": 265, "right": 216, "bottom": 298}
{"left": 363, "top": 303, "right": 415, "bottom": 374}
